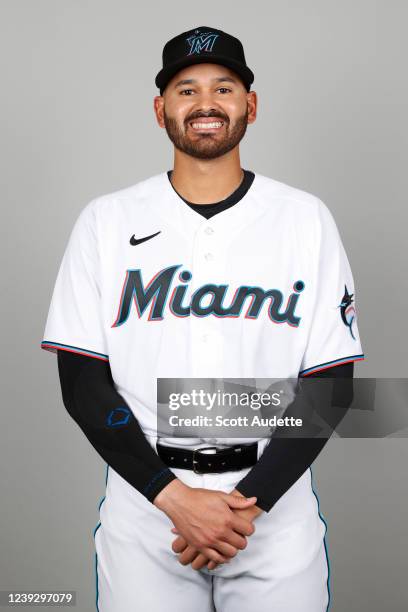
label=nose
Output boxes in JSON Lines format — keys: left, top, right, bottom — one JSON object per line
{"left": 192, "top": 91, "right": 222, "bottom": 116}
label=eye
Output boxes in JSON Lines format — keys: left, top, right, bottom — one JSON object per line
{"left": 217, "top": 87, "right": 232, "bottom": 93}
{"left": 180, "top": 89, "right": 194, "bottom": 95}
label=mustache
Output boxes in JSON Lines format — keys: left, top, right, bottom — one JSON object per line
{"left": 186, "top": 112, "right": 229, "bottom": 123}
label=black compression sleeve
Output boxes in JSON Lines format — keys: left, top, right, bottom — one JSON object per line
{"left": 234, "top": 362, "right": 354, "bottom": 512}
{"left": 57, "top": 350, "right": 177, "bottom": 503}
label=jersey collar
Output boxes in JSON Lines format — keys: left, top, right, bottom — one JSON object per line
{"left": 154, "top": 170, "right": 267, "bottom": 240}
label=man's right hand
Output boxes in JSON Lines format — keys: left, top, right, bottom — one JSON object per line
{"left": 153, "top": 479, "right": 257, "bottom": 564}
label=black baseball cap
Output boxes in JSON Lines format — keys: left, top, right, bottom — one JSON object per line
{"left": 155, "top": 26, "right": 255, "bottom": 95}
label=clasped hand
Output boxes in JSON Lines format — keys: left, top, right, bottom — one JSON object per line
{"left": 154, "top": 480, "right": 263, "bottom": 571}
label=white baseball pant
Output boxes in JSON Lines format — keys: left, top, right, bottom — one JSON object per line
{"left": 94, "top": 439, "right": 330, "bottom": 612}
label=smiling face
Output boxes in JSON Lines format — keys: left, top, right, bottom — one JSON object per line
{"left": 154, "top": 63, "right": 257, "bottom": 160}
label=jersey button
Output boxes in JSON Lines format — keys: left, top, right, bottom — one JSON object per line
{"left": 205, "top": 226, "right": 214, "bottom": 235}
{"left": 204, "top": 252, "right": 214, "bottom": 261}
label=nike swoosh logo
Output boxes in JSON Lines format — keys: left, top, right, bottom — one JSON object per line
{"left": 130, "top": 231, "right": 161, "bottom": 246}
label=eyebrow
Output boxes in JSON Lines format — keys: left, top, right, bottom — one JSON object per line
{"left": 174, "top": 76, "right": 237, "bottom": 88}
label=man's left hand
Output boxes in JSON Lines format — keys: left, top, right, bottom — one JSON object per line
{"left": 170, "top": 488, "right": 263, "bottom": 570}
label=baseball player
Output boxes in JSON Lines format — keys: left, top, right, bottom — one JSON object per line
{"left": 41, "top": 26, "right": 365, "bottom": 612}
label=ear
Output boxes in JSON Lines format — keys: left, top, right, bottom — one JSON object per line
{"left": 246, "top": 90, "right": 258, "bottom": 125}
{"left": 153, "top": 95, "right": 165, "bottom": 128}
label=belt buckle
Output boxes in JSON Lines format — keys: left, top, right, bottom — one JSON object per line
{"left": 192, "top": 446, "right": 218, "bottom": 474}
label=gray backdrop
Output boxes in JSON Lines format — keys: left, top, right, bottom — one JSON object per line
{"left": 1, "top": 1, "right": 407, "bottom": 610}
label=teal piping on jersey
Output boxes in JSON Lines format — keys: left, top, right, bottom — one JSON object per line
{"left": 94, "top": 464, "right": 109, "bottom": 612}
{"left": 299, "top": 354, "right": 364, "bottom": 377}
{"left": 40, "top": 340, "right": 109, "bottom": 362}
{"left": 310, "top": 466, "right": 331, "bottom": 611}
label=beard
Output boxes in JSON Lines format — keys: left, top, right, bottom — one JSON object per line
{"left": 163, "top": 106, "right": 249, "bottom": 160}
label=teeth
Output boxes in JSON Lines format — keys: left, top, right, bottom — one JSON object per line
{"left": 191, "top": 121, "right": 223, "bottom": 129}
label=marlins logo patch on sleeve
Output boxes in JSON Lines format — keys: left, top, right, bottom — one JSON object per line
{"left": 338, "top": 284, "right": 356, "bottom": 339}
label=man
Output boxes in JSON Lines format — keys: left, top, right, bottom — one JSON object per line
{"left": 41, "top": 26, "right": 365, "bottom": 611}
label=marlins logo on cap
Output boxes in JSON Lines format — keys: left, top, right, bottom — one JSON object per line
{"left": 186, "top": 30, "right": 220, "bottom": 55}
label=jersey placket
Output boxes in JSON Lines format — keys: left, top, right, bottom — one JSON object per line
{"left": 190, "top": 221, "right": 225, "bottom": 377}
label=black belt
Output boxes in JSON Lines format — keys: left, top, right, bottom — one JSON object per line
{"left": 156, "top": 442, "right": 258, "bottom": 474}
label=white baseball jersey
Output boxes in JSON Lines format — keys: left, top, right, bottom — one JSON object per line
{"left": 41, "top": 171, "right": 365, "bottom": 611}
{"left": 41, "top": 170, "right": 364, "bottom": 447}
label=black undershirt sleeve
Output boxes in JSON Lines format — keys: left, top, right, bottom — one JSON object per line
{"left": 56, "top": 349, "right": 177, "bottom": 504}
{"left": 57, "top": 349, "right": 353, "bottom": 513}
{"left": 234, "top": 362, "right": 354, "bottom": 511}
